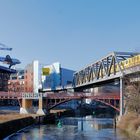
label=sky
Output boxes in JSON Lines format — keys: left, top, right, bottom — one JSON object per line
{"left": 0, "top": 0, "right": 140, "bottom": 71}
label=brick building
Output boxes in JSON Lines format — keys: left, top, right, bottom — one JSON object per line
{"left": 8, "top": 61, "right": 38, "bottom": 93}
{"left": 8, "top": 69, "right": 24, "bottom": 92}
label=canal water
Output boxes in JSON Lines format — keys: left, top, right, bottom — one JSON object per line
{"left": 5, "top": 116, "right": 129, "bottom": 140}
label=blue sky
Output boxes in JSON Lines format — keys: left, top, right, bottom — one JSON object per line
{"left": 0, "top": 0, "right": 140, "bottom": 70}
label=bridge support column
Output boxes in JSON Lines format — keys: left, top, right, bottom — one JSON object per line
{"left": 20, "top": 99, "right": 33, "bottom": 114}
{"left": 120, "top": 77, "right": 124, "bottom": 116}
{"left": 36, "top": 97, "right": 46, "bottom": 115}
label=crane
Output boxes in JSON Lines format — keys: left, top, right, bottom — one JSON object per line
{"left": 0, "top": 42, "right": 21, "bottom": 68}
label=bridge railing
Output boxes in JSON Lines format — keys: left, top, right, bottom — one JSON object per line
{"left": 0, "top": 91, "right": 120, "bottom": 100}
{"left": 44, "top": 92, "right": 120, "bottom": 100}
{"left": 0, "top": 92, "right": 22, "bottom": 98}
{"left": 22, "top": 92, "right": 43, "bottom": 99}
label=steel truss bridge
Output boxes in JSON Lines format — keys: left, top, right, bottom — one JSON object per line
{"left": 73, "top": 52, "right": 140, "bottom": 116}
{"left": 73, "top": 52, "right": 140, "bottom": 88}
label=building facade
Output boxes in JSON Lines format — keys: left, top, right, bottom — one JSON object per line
{"left": 9, "top": 61, "right": 75, "bottom": 93}
{"left": 24, "top": 63, "right": 33, "bottom": 92}
{"left": 41, "top": 62, "right": 75, "bottom": 91}
{"left": 8, "top": 69, "right": 24, "bottom": 92}
{"left": 0, "top": 66, "right": 16, "bottom": 92}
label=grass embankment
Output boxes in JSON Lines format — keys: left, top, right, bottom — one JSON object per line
{"left": 0, "top": 109, "right": 67, "bottom": 124}
{"left": 0, "top": 112, "right": 43, "bottom": 124}
{"left": 117, "top": 113, "right": 140, "bottom": 139}
{"left": 0, "top": 114, "right": 30, "bottom": 123}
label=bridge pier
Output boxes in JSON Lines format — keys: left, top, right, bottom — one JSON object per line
{"left": 120, "top": 77, "right": 124, "bottom": 116}
{"left": 36, "top": 97, "right": 46, "bottom": 115}
{"left": 20, "top": 99, "right": 33, "bottom": 114}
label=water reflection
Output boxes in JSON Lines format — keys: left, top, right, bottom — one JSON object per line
{"left": 6, "top": 116, "right": 129, "bottom": 140}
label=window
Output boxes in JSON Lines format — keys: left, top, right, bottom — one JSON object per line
{"left": 12, "top": 77, "right": 17, "bottom": 80}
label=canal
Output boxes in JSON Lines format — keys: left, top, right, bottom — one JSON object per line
{"left": 5, "top": 116, "right": 129, "bottom": 140}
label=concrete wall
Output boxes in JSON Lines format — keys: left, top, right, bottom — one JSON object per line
{"left": 0, "top": 117, "right": 34, "bottom": 139}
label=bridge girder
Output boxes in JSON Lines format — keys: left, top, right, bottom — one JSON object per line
{"left": 73, "top": 52, "right": 139, "bottom": 88}
{"left": 46, "top": 95, "right": 120, "bottom": 112}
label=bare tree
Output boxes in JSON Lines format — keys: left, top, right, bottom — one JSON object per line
{"left": 124, "top": 73, "right": 140, "bottom": 114}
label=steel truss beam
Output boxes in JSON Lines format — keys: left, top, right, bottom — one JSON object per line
{"left": 73, "top": 52, "right": 139, "bottom": 88}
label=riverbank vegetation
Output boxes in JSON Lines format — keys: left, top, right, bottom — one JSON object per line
{"left": 0, "top": 111, "right": 43, "bottom": 124}
{"left": 118, "top": 113, "right": 140, "bottom": 138}
{"left": 118, "top": 74, "right": 140, "bottom": 138}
